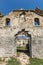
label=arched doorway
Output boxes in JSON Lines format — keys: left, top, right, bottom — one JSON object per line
{"left": 15, "top": 29, "right": 31, "bottom": 57}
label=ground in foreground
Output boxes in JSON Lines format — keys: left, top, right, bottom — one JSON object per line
{"left": 0, "top": 57, "right": 43, "bottom": 65}
{"left": 27, "top": 58, "right": 43, "bottom": 65}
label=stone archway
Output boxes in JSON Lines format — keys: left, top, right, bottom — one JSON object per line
{"left": 15, "top": 29, "right": 32, "bottom": 57}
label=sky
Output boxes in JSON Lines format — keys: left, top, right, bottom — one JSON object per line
{"left": 0, "top": 0, "right": 43, "bottom": 15}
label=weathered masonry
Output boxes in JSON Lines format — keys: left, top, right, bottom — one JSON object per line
{"left": 0, "top": 8, "right": 43, "bottom": 59}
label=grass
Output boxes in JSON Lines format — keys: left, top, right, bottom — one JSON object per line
{"left": 17, "top": 46, "right": 28, "bottom": 50}
{"left": 27, "top": 58, "right": 43, "bottom": 65}
{"left": 6, "top": 57, "right": 43, "bottom": 65}
{"left": 6, "top": 57, "right": 20, "bottom": 65}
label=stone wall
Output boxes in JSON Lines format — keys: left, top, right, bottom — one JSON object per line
{"left": 0, "top": 29, "right": 17, "bottom": 57}
{"left": 32, "top": 36, "right": 43, "bottom": 59}
{"left": 0, "top": 10, "right": 43, "bottom": 58}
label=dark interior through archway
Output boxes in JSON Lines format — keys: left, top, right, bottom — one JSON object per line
{"left": 15, "top": 30, "right": 31, "bottom": 57}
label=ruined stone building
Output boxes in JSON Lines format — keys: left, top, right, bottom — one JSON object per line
{"left": 0, "top": 8, "right": 43, "bottom": 59}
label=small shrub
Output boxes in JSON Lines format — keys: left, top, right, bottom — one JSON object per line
{"left": 0, "top": 58, "right": 2, "bottom": 61}
{"left": 6, "top": 57, "right": 20, "bottom": 65}
{"left": 0, "top": 58, "right": 5, "bottom": 62}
